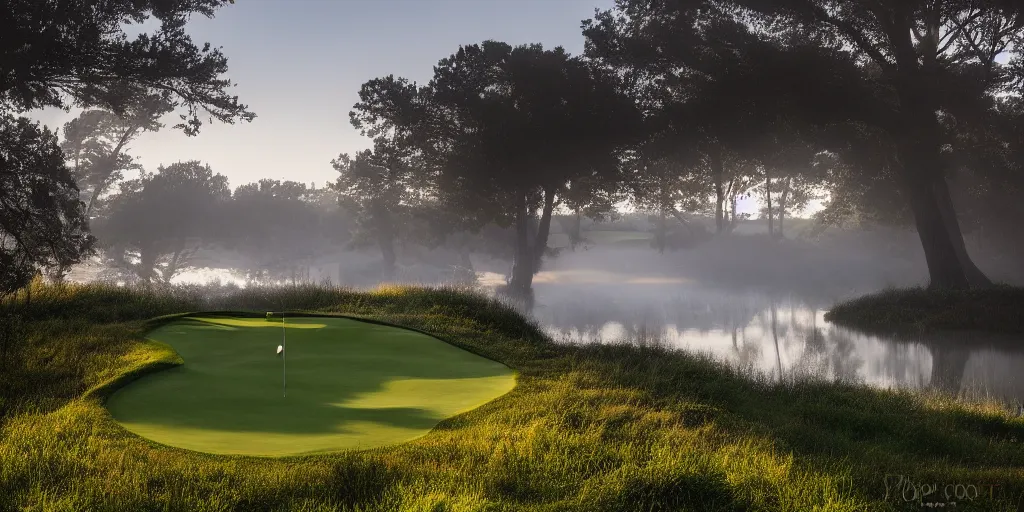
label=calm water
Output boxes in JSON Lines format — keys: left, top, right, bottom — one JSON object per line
{"left": 528, "top": 273, "right": 1024, "bottom": 406}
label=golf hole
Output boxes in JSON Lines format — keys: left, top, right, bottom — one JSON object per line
{"left": 105, "top": 314, "right": 516, "bottom": 456}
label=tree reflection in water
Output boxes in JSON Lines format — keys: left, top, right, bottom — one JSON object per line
{"left": 534, "top": 283, "right": 1024, "bottom": 405}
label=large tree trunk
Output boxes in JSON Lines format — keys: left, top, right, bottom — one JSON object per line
{"left": 508, "top": 191, "right": 534, "bottom": 295}
{"left": 710, "top": 148, "right": 725, "bottom": 233}
{"left": 532, "top": 187, "right": 556, "bottom": 273}
{"left": 933, "top": 176, "right": 991, "bottom": 287}
{"left": 892, "top": 71, "right": 975, "bottom": 290}
{"left": 894, "top": 99, "right": 973, "bottom": 290}
{"left": 898, "top": 156, "right": 970, "bottom": 290}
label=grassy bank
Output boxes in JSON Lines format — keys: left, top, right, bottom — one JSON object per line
{"left": 825, "top": 285, "right": 1024, "bottom": 335}
{"left": 1, "top": 283, "right": 1023, "bottom": 511}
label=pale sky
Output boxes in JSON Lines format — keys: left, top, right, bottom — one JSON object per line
{"left": 31, "top": 0, "right": 616, "bottom": 189}
{"left": 27, "top": 0, "right": 817, "bottom": 218}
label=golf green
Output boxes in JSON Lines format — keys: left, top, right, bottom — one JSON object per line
{"left": 105, "top": 315, "right": 516, "bottom": 456}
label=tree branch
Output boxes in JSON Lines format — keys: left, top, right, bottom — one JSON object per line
{"left": 800, "top": 2, "right": 895, "bottom": 72}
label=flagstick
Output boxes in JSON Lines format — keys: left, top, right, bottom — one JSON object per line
{"left": 282, "top": 316, "right": 287, "bottom": 398}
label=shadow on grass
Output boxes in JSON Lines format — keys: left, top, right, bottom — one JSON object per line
{"left": 118, "top": 400, "right": 444, "bottom": 434}
{"left": 7, "top": 283, "right": 1024, "bottom": 510}
{"left": 106, "top": 315, "right": 513, "bottom": 437}
{"left": 569, "top": 343, "right": 1024, "bottom": 507}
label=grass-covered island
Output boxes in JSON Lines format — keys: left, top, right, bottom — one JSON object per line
{"left": 825, "top": 285, "right": 1024, "bottom": 336}
{"left": 2, "top": 283, "right": 1023, "bottom": 511}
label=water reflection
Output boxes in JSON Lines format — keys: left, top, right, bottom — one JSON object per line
{"left": 532, "top": 282, "right": 1024, "bottom": 406}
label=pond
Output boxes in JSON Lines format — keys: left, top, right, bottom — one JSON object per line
{"left": 519, "top": 251, "right": 1024, "bottom": 407}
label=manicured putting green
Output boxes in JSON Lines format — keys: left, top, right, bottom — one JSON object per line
{"left": 106, "top": 315, "right": 515, "bottom": 456}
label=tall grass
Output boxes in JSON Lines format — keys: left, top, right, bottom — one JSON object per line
{"left": 1, "top": 282, "right": 1023, "bottom": 511}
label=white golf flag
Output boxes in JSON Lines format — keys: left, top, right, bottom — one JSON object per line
{"left": 277, "top": 344, "right": 284, "bottom": 356}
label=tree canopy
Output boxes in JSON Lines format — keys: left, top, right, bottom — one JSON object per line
{"left": 350, "top": 41, "right": 642, "bottom": 294}
{"left": 225, "top": 179, "right": 335, "bottom": 283}
{"left": 0, "top": 115, "right": 93, "bottom": 293}
{"left": 61, "top": 93, "right": 171, "bottom": 216}
{"left": 1, "top": 0, "right": 254, "bottom": 135}
{"left": 331, "top": 137, "right": 429, "bottom": 278}
{"left": 1, "top": 0, "right": 251, "bottom": 294}
{"left": 584, "top": 0, "right": 1024, "bottom": 289}
{"left": 95, "top": 161, "right": 229, "bottom": 284}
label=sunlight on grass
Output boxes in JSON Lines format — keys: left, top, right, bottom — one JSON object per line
{"left": 190, "top": 316, "right": 328, "bottom": 329}
{"left": 1, "top": 283, "right": 1023, "bottom": 510}
{"left": 102, "top": 315, "right": 515, "bottom": 456}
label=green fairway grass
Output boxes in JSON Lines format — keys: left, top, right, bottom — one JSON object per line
{"left": 4, "top": 283, "right": 1024, "bottom": 510}
{"left": 104, "top": 315, "right": 516, "bottom": 456}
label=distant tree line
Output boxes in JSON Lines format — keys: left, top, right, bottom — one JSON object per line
{"left": 3, "top": 0, "right": 1023, "bottom": 296}
{"left": 1, "top": 0, "right": 252, "bottom": 295}
{"left": 337, "top": 0, "right": 1024, "bottom": 294}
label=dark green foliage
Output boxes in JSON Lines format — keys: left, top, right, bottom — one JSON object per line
{"left": 225, "top": 179, "right": 338, "bottom": 282}
{"left": 0, "top": 115, "right": 94, "bottom": 293}
{"left": 586, "top": 0, "right": 1024, "bottom": 289}
{"left": 0, "top": 0, "right": 254, "bottom": 135}
{"left": 331, "top": 138, "right": 425, "bottom": 277}
{"left": 1, "top": 0, "right": 251, "bottom": 298}
{"left": 94, "top": 161, "right": 230, "bottom": 283}
{"left": 350, "top": 41, "right": 642, "bottom": 291}
{"left": 60, "top": 94, "right": 172, "bottom": 216}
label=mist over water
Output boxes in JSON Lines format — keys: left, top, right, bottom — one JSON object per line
{"left": 67, "top": 227, "right": 1024, "bottom": 406}
{"left": 528, "top": 238, "right": 1024, "bottom": 406}
{"left": 535, "top": 277, "right": 1024, "bottom": 406}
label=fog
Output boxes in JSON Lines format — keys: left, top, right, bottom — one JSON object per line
{"left": 64, "top": 216, "right": 1024, "bottom": 406}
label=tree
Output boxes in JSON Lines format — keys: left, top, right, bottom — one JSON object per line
{"left": 60, "top": 93, "right": 172, "bottom": 216}
{"left": 808, "top": 122, "right": 915, "bottom": 233}
{"left": 940, "top": 95, "right": 1024, "bottom": 273}
{"left": 1, "top": 0, "right": 252, "bottom": 291}
{"left": 560, "top": 172, "right": 622, "bottom": 250}
{"left": 1, "top": 0, "right": 254, "bottom": 135}
{"left": 749, "top": 127, "right": 827, "bottom": 238}
{"left": 624, "top": 145, "right": 706, "bottom": 252}
{"left": 331, "top": 138, "right": 426, "bottom": 279}
{"left": 95, "top": 161, "right": 229, "bottom": 284}
{"left": 584, "top": 7, "right": 786, "bottom": 235}
{"left": 225, "top": 179, "right": 334, "bottom": 283}
{"left": 586, "top": 0, "right": 1024, "bottom": 289}
{"left": 0, "top": 115, "right": 93, "bottom": 293}
{"left": 352, "top": 42, "right": 641, "bottom": 294}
